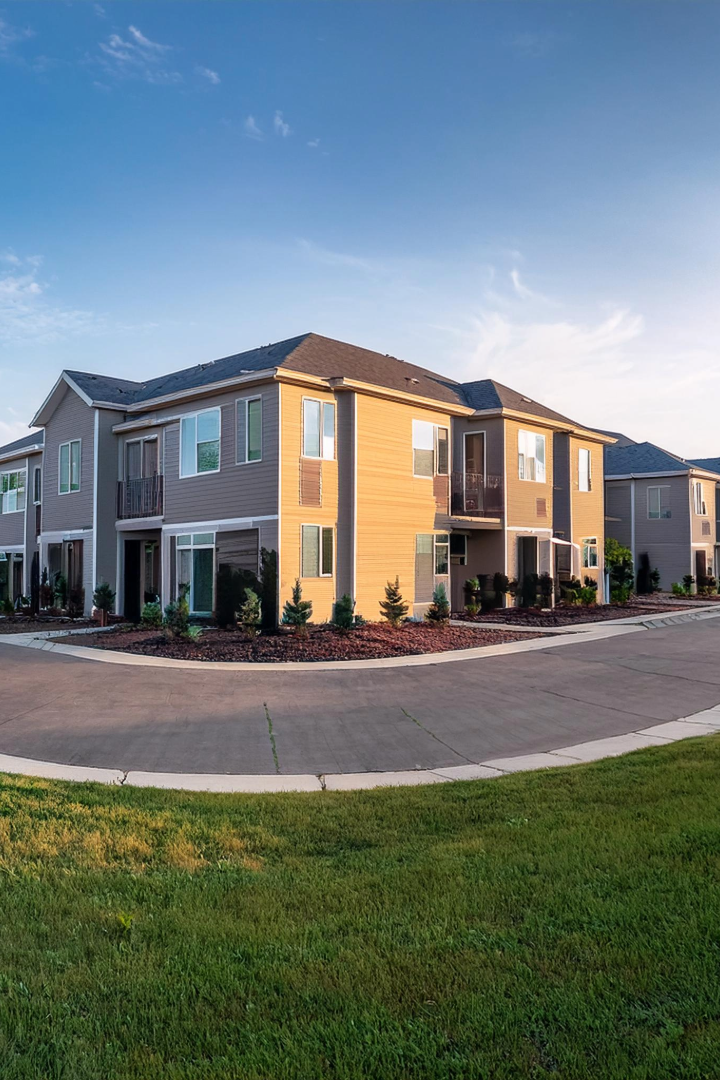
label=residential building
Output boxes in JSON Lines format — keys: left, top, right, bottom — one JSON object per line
{"left": 1, "top": 333, "right": 610, "bottom": 618}
{"left": 605, "top": 441, "right": 720, "bottom": 588}
{"left": 0, "top": 430, "right": 44, "bottom": 605}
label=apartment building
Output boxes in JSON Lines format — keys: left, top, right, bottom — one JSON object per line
{"left": 605, "top": 440, "right": 720, "bottom": 588}
{"left": 0, "top": 430, "right": 44, "bottom": 605}
{"left": 1, "top": 333, "right": 610, "bottom": 618}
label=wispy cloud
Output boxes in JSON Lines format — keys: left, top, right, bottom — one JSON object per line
{"left": 0, "top": 417, "right": 34, "bottom": 445}
{"left": 508, "top": 31, "right": 563, "bottom": 58}
{"left": 196, "top": 65, "right": 220, "bottom": 85}
{"left": 0, "top": 16, "right": 34, "bottom": 56}
{"left": 244, "top": 115, "right": 264, "bottom": 141}
{"left": 97, "top": 25, "right": 181, "bottom": 85}
{"left": 307, "top": 138, "right": 320, "bottom": 149}
{"left": 273, "top": 110, "right": 291, "bottom": 137}
{"left": 93, "top": 4, "right": 107, "bottom": 18}
{"left": 127, "top": 25, "right": 169, "bottom": 51}
{"left": 509, "top": 267, "right": 556, "bottom": 305}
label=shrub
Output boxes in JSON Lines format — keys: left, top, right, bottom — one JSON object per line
{"left": 538, "top": 572, "right": 554, "bottom": 608}
{"left": 425, "top": 583, "right": 450, "bottom": 626}
{"left": 54, "top": 574, "right": 68, "bottom": 610}
{"left": 332, "top": 594, "right": 355, "bottom": 633}
{"left": 464, "top": 577, "right": 480, "bottom": 596}
{"left": 605, "top": 538, "right": 634, "bottom": 595}
{"left": 697, "top": 574, "right": 717, "bottom": 597}
{"left": 683, "top": 574, "right": 695, "bottom": 595}
{"left": 650, "top": 567, "right": 661, "bottom": 593}
{"left": 465, "top": 602, "right": 479, "bottom": 616}
{"left": 259, "top": 548, "right": 278, "bottom": 631}
{"left": 610, "top": 585, "right": 632, "bottom": 604}
{"left": 282, "top": 579, "right": 312, "bottom": 636}
{"left": 239, "top": 588, "right": 261, "bottom": 637}
{"left": 185, "top": 625, "right": 203, "bottom": 642}
{"left": 1, "top": 596, "right": 15, "bottom": 617}
{"left": 493, "top": 572, "right": 510, "bottom": 608}
{"left": 164, "top": 584, "right": 190, "bottom": 639}
{"left": 67, "top": 587, "right": 85, "bottom": 621}
{"left": 93, "top": 582, "right": 115, "bottom": 614}
{"left": 561, "top": 577, "right": 583, "bottom": 605}
{"left": 215, "top": 564, "right": 259, "bottom": 629}
{"left": 636, "top": 553, "right": 652, "bottom": 595}
{"left": 671, "top": 582, "right": 685, "bottom": 597}
{"left": 141, "top": 600, "right": 163, "bottom": 628}
{"left": 578, "top": 585, "right": 597, "bottom": 606}
{"left": 379, "top": 577, "right": 409, "bottom": 628}
{"left": 519, "top": 573, "right": 538, "bottom": 608}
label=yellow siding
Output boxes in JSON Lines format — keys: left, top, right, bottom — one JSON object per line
{"left": 569, "top": 435, "right": 605, "bottom": 589}
{"left": 503, "top": 418, "right": 554, "bottom": 529}
{"left": 280, "top": 383, "right": 339, "bottom": 621}
{"left": 355, "top": 395, "right": 452, "bottom": 619}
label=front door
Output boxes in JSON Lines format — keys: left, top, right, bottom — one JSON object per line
{"left": 12, "top": 556, "right": 23, "bottom": 602}
{"left": 696, "top": 550, "right": 707, "bottom": 584}
{"left": 518, "top": 536, "right": 538, "bottom": 581}
{"left": 124, "top": 539, "right": 142, "bottom": 623}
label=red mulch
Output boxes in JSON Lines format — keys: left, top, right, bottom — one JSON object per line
{"left": 454, "top": 602, "right": 685, "bottom": 627}
{"left": 0, "top": 617, "right": 96, "bottom": 635}
{"left": 58, "top": 622, "right": 545, "bottom": 662}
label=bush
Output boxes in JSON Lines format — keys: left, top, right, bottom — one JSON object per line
{"left": 215, "top": 563, "right": 259, "bottom": 629}
{"left": 493, "top": 572, "right": 510, "bottom": 608}
{"left": 464, "top": 577, "right": 480, "bottom": 597}
{"left": 425, "top": 583, "right": 450, "bottom": 626}
{"left": 561, "top": 576, "right": 583, "bottom": 605}
{"left": 332, "top": 594, "right": 355, "bottom": 633}
{"left": 239, "top": 588, "right": 261, "bottom": 637}
{"left": 93, "top": 582, "right": 115, "bottom": 614}
{"left": 465, "top": 602, "right": 479, "bottom": 616}
{"left": 54, "top": 574, "right": 68, "bottom": 610}
{"left": 1, "top": 596, "right": 15, "bottom": 617}
{"left": 578, "top": 585, "right": 597, "bottom": 606}
{"left": 683, "top": 575, "right": 695, "bottom": 595}
{"left": 379, "top": 577, "right": 409, "bottom": 628}
{"left": 650, "top": 567, "right": 661, "bottom": 593}
{"left": 67, "top": 588, "right": 85, "bottom": 621}
{"left": 671, "top": 582, "right": 685, "bottom": 597}
{"left": 610, "top": 585, "right": 632, "bottom": 604}
{"left": 282, "top": 579, "right": 312, "bottom": 636}
{"left": 538, "top": 572, "right": 554, "bottom": 608}
{"left": 185, "top": 625, "right": 203, "bottom": 642}
{"left": 605, "top": 538, "right": 634, "bottom": 595}
{"left": 164, "top": 585, "right": 190, "bottom": 639}
{"left": 519, "top": 573, "right": 538, "bottom": 608}
{"left": 141, "top": 600, "right": 163, "bottom": 628}
{"left": 697, "top": 574, "right": 717, "bottom": 597}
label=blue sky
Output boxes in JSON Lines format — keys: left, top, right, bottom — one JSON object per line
{"left": 1, "top": 2, "right": 719, "bottom": 453}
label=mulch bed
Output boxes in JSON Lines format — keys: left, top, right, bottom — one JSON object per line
{"left": 454, "top": 601, "right": 686, "bottom": 628}
{"left": 0, "top": 617, "right": 96, "bottom": 636}
{"left": 55, "top": 622, "right": 545, "bottom": 662}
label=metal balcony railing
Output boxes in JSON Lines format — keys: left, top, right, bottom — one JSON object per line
{"left": 450, "top": 471, "right": 503, "bottom": 517}
{"left": 117, "top": 475, "right": 164, "bottom": 520}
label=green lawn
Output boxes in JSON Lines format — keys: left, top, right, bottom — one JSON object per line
{"left": 1, "top": 739, "right": 720, "bottom": 1080}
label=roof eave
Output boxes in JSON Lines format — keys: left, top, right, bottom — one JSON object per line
{"left": 326, "top": 376, "right": 473, "bottom": 414}
{"left": 0, "top": 443, "right": 43, "bottom": 466}
{"left": 126, "top": 367, "right": 280, "bottom": 413}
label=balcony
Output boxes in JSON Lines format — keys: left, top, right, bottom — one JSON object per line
{"left": 450, "top": 471, "right": 503, "bottom": 518}
{"left": 117, "top": 476, "right": 164, "bottom": 520}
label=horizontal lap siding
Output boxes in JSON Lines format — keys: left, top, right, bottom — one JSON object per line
{"left": 96, "top": 409, "right": 125, "bottom": 592}
{"left": 691, "top": 478, "right": 717, "bottom": 547}
{"left": 355, "top": 395, "right": 453, "bottom": 620}
{"left": 605, "top": 481, "right": 632, "bottom": 549}
{"left": 161, "top": 383, "right": 279, "bottom": 525}
{"left": 634, "top": 476, "right": 691, "bottom": 589}
{"left": 569, "top": 435, "right": 606, "bottom": 594}
{"left": 0, "top": 453, "right": 28, "bottom": 548}
{"left": 42, "top": 387, "right": 95, "bottom": 533}
{"left": 504, "top": 418, "right": 554, "bottom": 530}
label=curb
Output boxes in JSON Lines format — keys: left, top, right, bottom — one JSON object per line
{"left": 2, "top": 605, "right": 719, "bottom": 672}
{"left": 1, "top": 707, "right": 719, "bottom": 793}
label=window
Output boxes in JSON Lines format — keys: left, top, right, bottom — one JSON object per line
{"left": 301, "top": 525, "right": 334, "bottom": 577}
{"left": 694, "top": 481, "right": 707, "bottom": 516}
{"left": 578, "top": 448, "right": 592, "bottom": 492}
{"left": 180, "top": 409, "right": 220, "bottom": 477}
{"left": 582, "top": 537, "right": 598, "bottom": 569}
{"left": 436, "top": 427, "right": 449, "bottom": 475}
{"left": 59, "top": 440, "right": 81, "bottom": 494}
{"left": 236, "top": 396, "right": 263, "bottom": 464}
{"left": 0, "top": 470, "right": 26, "bottom": 514}
{"left": 518, "top": 430, "right": 546, "bottom": 482}
{"left": 435, "top": 533, "right": 449, "bottom": 575}
{"left": 450, "top": 533, "right": 467, "bottom": 565}
{"left": 176, "top": 532, "right": 215, "bottom": 613}
{"left": 303, "top": 399, "right": 335, "bottom": 459}
{"left": 33, "top": 466, "right": 41, "bottom": 505}
{"left": 647, "top": 486, "right": 671, "bottom": 519}
{"left": 412, "top": 420, "right": 435, "bottom": 477}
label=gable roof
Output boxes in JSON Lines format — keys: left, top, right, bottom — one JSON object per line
{"left": 459, "top": 378, "right": 584, "bottom": 427}
{"left": 605, "top": 440, "right": 720, "bottom": 478}
{"left": 689, "top": 456, "right": 720, "bottom": 474}
{"left": 0, "top": 429, "right": 44, "bottom": 463}
{"left": 596, "top": 429, "right": 637, "bottom": 448}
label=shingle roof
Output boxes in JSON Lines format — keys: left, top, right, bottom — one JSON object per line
{"left": 64, "top": 371, "right": 147, "bottom": 406}
{"left": 689, "top": 456, "right": 720, "bottom": 474}
{"left": 0, "top": 429, "right": 44, "bottom": 458}
{"left": 458, "top": 378, "right": 585, "bottom": 427}
{"left": 596, "top": 429, "right": 637, "bottom": 448}
{"left": 605, "top": 441, "right": 691, "bottom": 476}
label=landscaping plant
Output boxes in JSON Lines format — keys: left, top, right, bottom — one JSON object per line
{"left": 238, "top": 588, "right": 262, "bottom": 637}
{"left": 538, "top": 571, "right": 554, "bottom": 608}
{"left": 141, "top": 599, "right": 163, "bottom": 628}
{"left": 425, "top": 582, "right": 450, "bottom": 626}
{"left": 282, "top": 579, "right": 313, "bottom": 636}
{"left": 163, "top": 584, "right": 191, "bottom": 639}
{"left": 54, "top": 573, "right": 68, "bottom": 610}
{"left": 683, "top": 574, "right": 695, "bottom": 595}
{"left": 493, "top": 572, "right": 510, "bottom": 608}
{"left": 379, "top": 576, "right": 409, "bottom": 627}
{"left": 67, "top": 587, "right": 85, "bottom": 621}
{"left": 605, "top": 538, "right": 634, "bottom": 597}
{"left": 671, "top": 582, "right": 685, "bottom": 597}
{"left": 1, "top": 596, "right": 15, "bottom": 617}
{"left": 331, "top": 593, "right": 355, "bottom": 633}
{"left": 92, "top": 581, "right": 115, "bottom": 626}
{"left": 650, "top": 567, "right": 661, "bottom": 593}
{"left": 519, "top": 573, "right": 538, "bottom": 608}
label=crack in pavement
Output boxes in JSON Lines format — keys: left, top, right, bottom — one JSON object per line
{"left": 0, "top": 697, "right": 68, "bottom": 729}
{"left": 535, "top": 685, "right": 669, "bottom": 723}
{"left": 401, "top": 708, "right": 476, "bottom": 764}
{"left": 263, "top": 703, "right": 280, "bottom": 774}
{"left": 601, "top": 660, "right": 720, "bottom": 690}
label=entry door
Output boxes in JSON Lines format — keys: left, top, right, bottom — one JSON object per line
{"left": 464, "top": 433, "right": 485, "bottom": 513}
{"left": 696, "top": 550, "right": 707, "bottom": 583}
{"left": 66, "top": 540, "right": 83, "bottom": 592}
{"left": 124, "top": 539, "right": 142, "bottom": 623}
{"left": 12, "top": 557, "right": 23, "bottom": 601}
{"left": 518, "top": 536, "right": 538, "bottom": 581}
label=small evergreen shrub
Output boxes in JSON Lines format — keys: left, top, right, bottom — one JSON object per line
{"left": 1, "top": 596, "right": 15, "bottom": 617}
{"left": 164, "top": 584, "right": 190, "bottom": 639}
{"left": 332, "top": 594, "right": 355, "bottom": 633}
{"left": 239, "top": 588, "right": 261, "bottom": 637}
{"left": 93, "top": 582, "right": 115, "bottom": 615}
{"left": 493, "top": 572, "right": 510, "bottom": 608}
{"left": 519, "top": 573, "right": 539, "bottom": 608}
{"left": 54, "top": 574, "right": 68, "bottom": 610}
{"left": 605, "top": 538, "right": 634, "bottom": 596}
{"left": 425, "top": 583, "right": 450, "bottom": 626}
{"left": 379, "top": 577, "right": 409, "bottom": 627}
{"left": 578, "top": 585, "right": 597, "bottom": 606}
{"left": 282, "top": 579, "right": 312, "bottom": 636}
{"left": 610, "top": 584, "right": 632, "bottom": 604}
{"left": 538, "top": 572, "right": 554, "bottom": 608}
{"left": 465, "top": 602, "right": 479, "bottom": 616}
{"left": 141, "top": 600, "right": 163, "bottom": 628}
{"left": 682, "top": 574, "right": 695, "bottom": 595}
{"left": 649, "top": 567, "right": 661, "bottom": 593}
{"left": 671, "top": 582, "right": 685, "bottom": 597}
{"left": 67, "top": 588, "right": 85, "bottom": 621}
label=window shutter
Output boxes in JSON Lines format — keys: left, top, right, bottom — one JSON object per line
{"left": 536, "top": 497, "right": 547, "bottom": 518}
{"left": 300, "top": 459, "right": 322, "bottom": 506}
{"left": 236, "top": 401, "right": 247, "bottom": 464}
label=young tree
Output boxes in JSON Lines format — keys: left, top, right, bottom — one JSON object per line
{"left": 238, "top": 588, "right": 261, "bottom": 637}
{"left": 379, "top": 576, "right": 409, "bottom": 627}
{"left": 425, "top": 582, "right": 450, "bottom": 626}
{"left": 93, "top": 581, "right": 116, "bottom": 626}
{"left": 282, "top": 579, "right": 312, "bottom": 636}
{"left": 332, "top": 593, "right": 355, "bottom": 633}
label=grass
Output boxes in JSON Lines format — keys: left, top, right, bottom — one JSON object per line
{"left": 1, "top": 738, "right": 719, "bottom": 1079}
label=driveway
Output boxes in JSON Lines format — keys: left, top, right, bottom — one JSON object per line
{"left": 1, "top": 618, "right": 720, "bottom": 775}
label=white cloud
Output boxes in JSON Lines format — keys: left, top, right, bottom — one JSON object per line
{"left": 0, "top": 250, "right": 21, "bottom": 266}
{"left": 307, "top": 138, "right": 320, "bottom": 148}
{"left": 97, "top": 26, "right": 181, "bottom": 85}
{"left": 0, "top": 16, "right": 34, "bottom": 55}
{"left": 273, "top": 110, "right": 291, "bottom": 137}
{"left": 0, "top": 419, "right": 33, "bottom": 445}
{"left": 93, "top": 4, "right": 106, "bottom": 17}
{"left": 196, "top": 65, "right": 220, "bottom": 85}
{"left": 0, "top": 254, "right": 109, "bottom": 346}
{"left": 127, "top": 25, "right": 169, "bottom": 51}
{"left": 244, "top": 115, "right": 264, "bottom": 141}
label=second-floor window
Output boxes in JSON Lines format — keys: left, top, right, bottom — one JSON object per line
{"left": 693, "top": 481, "right": 707, "bottom": 516}
{"left": 237, "top": 396, "right": 263, "bottom": 464}
{"left": 180, "top": 408, "right": 221, "bottom": 477}
{"left": 59, "top": 440, "right": 81, "bottom": 494}
{"left": 648, "top": 486, "right": 671, "bottom": 519}
{"left": 518, "top": 430, "right": 546, "bottom": 482}
{"left": 0, "top": 470, "right": 26, "bottom": 514}
{"left": 303, "top": 398, "right": 335, "bottom": 459}
{"left": 578, "top": 448, "right": 592, "bottom": 491}
{"left": 412, "top": 420, "right": 449, "bottom": 478}
{"left": 33, "top": 466, "right": 42, "bottom": 505}
{"left": 582, "top": 537, "right": 598, "bottom": 568}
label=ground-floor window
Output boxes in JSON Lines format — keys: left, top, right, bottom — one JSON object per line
{"left": 415, "top": 533, "right": 450, "bottom": 603}
{"left": 582, "top": 537, "right": 598, "bottom": 569}
{"left": 450, "top": 533, "right": 467, "bottom": 566}
{"left": 434, "top": 533, "right": 449, "bottom": 575}
{"left": 176, "top": 532, "right": 215, "bottom": 613}
{"left": 301, "top": 525, "right": 333, "bottom": 577}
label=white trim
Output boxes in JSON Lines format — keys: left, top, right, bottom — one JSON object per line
{"left": 122, "top": 367, "right": 279, "bottom": 415}
{"left": 162, "top": 514, "right": 277, "bottom": 535}
{"left": 630, "top": 478, "right": 636, "bottom": 565}
{"left": 22, "top": 456, "right": 28, "bottom": 595}
{"left": 178, "top": 406, "right": 221, "bottom": 479}
{"left": 58, "top": 438, "right": 81, "bottom": 495}
{"left": 0, "top": 544, "right": 25, "bottom": 554}
{"left": 301, "top": 395, "right": 336, "bottom": 461}
{"left": 32, "top": 463, "right": 42, "bottom": 506}
{"left": 39, "top": 528, "right": 93, "bottom": 543}
{"left": 175, "top": 530, "right": 216, "bottom": 615}
{"left": 116, "top": 516, "right": 164, "bottom": 532}
{"left": 300, "top": 523, "right": 334, "bottom": 578}
{"left": 235, "top": 394, "right": 263, "bottom": 465}
{"left": 0, "top": 443, "right": 42, "bottom": 467}
{"left": 115, "top": 533, "right": 122, "bottom": 615}
{"left": 506, "top": 526, "right": 553, "bottom": 533}
{"left": 607, "top": 470, "right": 689, "bottom": 481}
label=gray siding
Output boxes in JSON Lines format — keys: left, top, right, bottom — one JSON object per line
{"left": 95, "top": 408, "right": 125, "bottom": 591}
{"left": 0, "top": 452, "right": 28, "bottom": 548}
{"left": 605, "top": 481, "right": 632, "bottom": 549}
{"left": 42, "top": 386, "right": 95, "bottom": 533}
{"left": 451, "top": 415, "right": 505, "bottom": 481}
{"left": 552, "top": 433, "right": 571, "bottom": 538}
{"left": 634, "top": 475, "right": 692, "bottom": 588}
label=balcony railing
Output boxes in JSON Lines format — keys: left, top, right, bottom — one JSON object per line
{"left": 117, "top": 475, "right": 164, "bottom": 520}
{"left": 450, "top": 471, "right": 503, "bottom": 517}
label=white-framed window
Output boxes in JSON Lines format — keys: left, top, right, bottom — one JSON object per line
{"left": 302, "top": 398, "right": 335, "bottom": 459}
{"left": 33, "top": 466, "right": 42, "bottom": 505}
{"left": 518, "top": 430, "right": 546, "bottom": 482}
{"left": 450, "top": 533, "right": 467, "bottom": 565}
{"left": 435, "top": 532, "right": 449, "bottom": 575}
{"left": 301, "top": 524, "right": 334, "bottom": 577}
{"left": 0, "top": 470, "right": 26, "bottom": 514}
{"left": 236, "top": 396, "right": 263, "bottom": 464}
{"left": 59, "top": 439, "right": 81, "bottom": 494}
{"left": 693, "top": 481, "right": 707, "bottom": 516}
{"left": 582, "top": 537, "right": 598, "bottom": 569}
{"left": 176, "top": 532, "right": 215, "bottom": 614}
{"left": 412, "top": 420, "right": 449, "bottom": 477}
{"left": 180, "top": 408, "right": 221, "bottom": 478}
{"left": 647, "top": 486, "right": 671, "bottom": 519}
{"left": 578, "top": 447, "right": 592, "bottom": 492}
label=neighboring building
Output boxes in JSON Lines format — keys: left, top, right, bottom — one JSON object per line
{"left": 0, "top": 430, "right": 44, "bottom": 605}
{"left": 605, "top": 441, "right": 720, "bottom": 589}
{"left": 2, "top": 333, "right": 611, "bottom": 618}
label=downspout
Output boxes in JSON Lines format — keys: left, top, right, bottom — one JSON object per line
{"left": 351, "top": 391, "right": 358, "bottom": 605}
